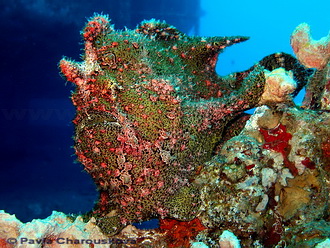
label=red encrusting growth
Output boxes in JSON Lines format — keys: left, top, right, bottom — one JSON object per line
{"left": 59, "top": 60, "right": 81, "bottom": 84}
{"left": 83, "top": 15, "right": 109, "bottom": 41}
{"left": 159, "top": 218, "right": 206, "bottom": 248}
{"left": 322, "top": 139, "right": 330, "bottom": 158}
{"left": 259, "top": 124, "right": 298, "bottom": 176}
{"left": 321, "top": 139, "right": 330, "bottom": 171}
{"left": 0, "top": 238, "right": 13, "bottom": 248}
{"left": 301, "top": 157, "right": 316, "bottom": 170}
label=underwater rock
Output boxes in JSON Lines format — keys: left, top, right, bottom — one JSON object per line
{"left": 282, "top": 220, "right": 330, "bottom": 247}
{"left": 197, "top": 102, "right": 330, "bottom": 247}
{"left": 0, "top": 210, "right": 171, "bottom": 248}
{"left": 191, "top": 24, "right": 330, "bottom": 247}
{"left": 0, "top": 210, "right": 109, "bottom": 248}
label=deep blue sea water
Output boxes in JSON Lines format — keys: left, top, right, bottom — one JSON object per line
{"left": 0, "top": 0, "right": 329, "bottom": 225}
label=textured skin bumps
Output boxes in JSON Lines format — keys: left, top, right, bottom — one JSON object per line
{"left": 59, "top": 14, "right": 310, "bottom": 232}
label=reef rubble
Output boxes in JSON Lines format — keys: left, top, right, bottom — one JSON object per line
{"left": 0, "top": 16, "right": 329, "bottom": 247}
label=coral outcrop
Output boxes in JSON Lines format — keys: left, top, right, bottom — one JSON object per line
{"left": 0, "top": 210, "right": 168, "bottom": 248}
{"left": 197, "top": 105, "right": 330, "bottom": 247}
{"left": 195, "top": 24, "right": 330, "bottom": 247}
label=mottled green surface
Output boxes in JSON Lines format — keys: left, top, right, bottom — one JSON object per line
{"left": 59, "top": 15, "right": 310, "bottom": 235}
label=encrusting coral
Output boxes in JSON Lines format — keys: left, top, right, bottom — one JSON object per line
{"left": 0, "top": 14, "right": 329, "bottom": 248}
{"left": 195, "top": 24, "right": 330, "bottom": 247}
{"left": 196, "top": 105, "right": 330, "bottom": 247}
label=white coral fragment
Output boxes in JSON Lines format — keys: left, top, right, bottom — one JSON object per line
{"left": 255, "top": 193, "right": 269, "bottom": 212}
{"left": 261, "top": 167, "right": 277, "bottom": 188}
{"left": 315, "top": 238, "right": 330, "bottom": 248}
{"left": 259, "top": 68, "right": 297, "bottom": 104}
{"left": 219, "top": 230, "right": 241, "bottom": 248}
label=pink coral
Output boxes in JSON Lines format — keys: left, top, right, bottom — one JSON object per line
{"left": 291, "top": 23, "right": 330, "bottom": 69}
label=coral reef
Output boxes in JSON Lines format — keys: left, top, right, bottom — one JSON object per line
{"left": 195, "top": 24, "right": 330, "bottom": 247}
{"left": 0, "top": 14, "right": 329, "bottom": 248}
{"left": 0, "top": 210, "right": 169, "bottom": 248}
{"left": 197, "top": 105, "right": 330, "bottom": 247}
{"left": 0, "top": 210, "right": 110, "bottom": 248}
